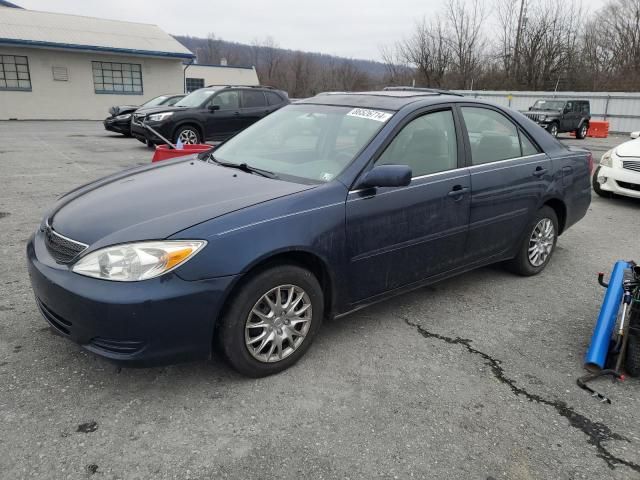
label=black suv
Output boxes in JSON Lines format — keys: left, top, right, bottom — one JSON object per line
{"left": 523, "top": 99, "right": 590, "bottom": 139}
{"left": 131, "top": 85, "right": 289, "bottom": 146}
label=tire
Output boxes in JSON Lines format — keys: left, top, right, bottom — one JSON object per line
{"left": 547, "top": 122, "right": 559, "bottom": 138}
{"left": 625, "top": 334, "right": 640, "bottom": 377}
{"left": 575, "top": 123, "right": 588, "bottom": 139}
{"left": 219, "top": 264, "right": 324, "bottom": 377}
{"left": 592, "top": 167, "right": 611, "bottom": 198}
{"left": 507, "top": 206, "right": 559, "bottom": 276}
{"left": 145, "top": 139, "right": 155, "bottom": 149}
{"left": 174, "top": 125, "right": 201, "bottom": 145}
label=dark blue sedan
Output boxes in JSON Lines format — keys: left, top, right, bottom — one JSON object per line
{"left": 27, "top": 90, "right": 592, "bottom": 376}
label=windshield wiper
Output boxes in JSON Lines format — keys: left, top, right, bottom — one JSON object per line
{"left": 205, "top": 153, "right": 279, "bottom": 179}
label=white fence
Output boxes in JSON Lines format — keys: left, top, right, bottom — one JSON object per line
{"left": 453, "top": 90, "right": 640, "bottom": 133}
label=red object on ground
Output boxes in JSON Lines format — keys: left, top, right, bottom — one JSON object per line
{"left": 569, "top": 121, "right": 610, "bottom": 138}
{"left": 152, "top": 144, "right": 212, "bottom": 163}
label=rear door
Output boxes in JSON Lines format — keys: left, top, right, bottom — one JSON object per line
{"left": 204, "top": 90, "right": 243, "bottom": 139}
{"left": 239, "top": 90, "right": 269, "bottom": 130}
{"left": 459, "top": 105, "right": 551, "bottom": 262}
{"left": 346, "top": 106, "right": 471, "bottom": 302}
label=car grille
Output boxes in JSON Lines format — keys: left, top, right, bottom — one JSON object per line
{"left": 37, "top": 298, "right": 72, "bottom": 336}
{"left": 622, "top": 160, "right": 640, "bottom": 173}
{"left": 44, "top": 223, "right": 88, "bottom": 264}
{"left": 524, "top": 112, "right": 544, "bottom": 123}
{"left": 616, "top": 180, "right": 640, "bottom": 192}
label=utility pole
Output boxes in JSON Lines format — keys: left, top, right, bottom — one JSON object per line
{"left": 514, "top": 0, "right": 527, "bottom": 81}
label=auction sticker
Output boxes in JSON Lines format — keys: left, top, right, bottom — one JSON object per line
{"left": 347, "top": 108, "right": 393, "bottom": 122}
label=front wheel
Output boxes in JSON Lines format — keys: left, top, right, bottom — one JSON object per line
{"left": 547, "top": 122, "right": 559, "bottom": 138}
{"left": 219, "top": 265, "right": 324, "bottom": 377}
{"left": 576, "top": 123, "right": 588, "bottom": 139}
{"left": 507, "top": 206, "right": 559, "bottom": 276}
{"left": 175, "top": 126, "right": 201, "bottom": 145}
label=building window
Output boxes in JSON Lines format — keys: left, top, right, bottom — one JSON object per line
{"left": 185, "top": 77, "right": 204, "bottom": 92}
{"left": 0, "top": 55, "right": 32, "bottom": 91}
{"left": 92, "top": 61, "right": 143, "bottom": 94}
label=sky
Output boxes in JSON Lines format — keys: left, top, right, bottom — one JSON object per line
{"left": 14, "top": 0, "right": 608, "bottom": 61}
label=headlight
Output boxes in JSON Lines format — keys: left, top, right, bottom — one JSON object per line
{"left": 72, "top": 240, "right": 206, "bottom": 281}
{"left": 147, "top": 112, "right": 174, "bottom": 122}
{"left": 600, "top": 149, "right": 613, "bottom": 167}
{"left": 115, "top": 113, "right": 131, "bottom": 120}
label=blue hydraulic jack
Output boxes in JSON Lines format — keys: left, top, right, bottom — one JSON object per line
{"left": 578, "top": 260, "right": 640, "bottom": 403}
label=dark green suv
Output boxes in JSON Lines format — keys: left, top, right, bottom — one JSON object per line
{"left": 523, "top": 99, "right": 590, "bottom": 139}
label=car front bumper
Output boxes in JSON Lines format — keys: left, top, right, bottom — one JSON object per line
{"left": 103, "top": 117, "right": 131, "bottom": 135}
{"left": 595, "top": 165, "right": 640, "bottom": 198}
{"left": 131, "top": 121, "right": 171, "bottom": 145}
{"left": 26, "top": 229, "right": 237, "bottom": 367}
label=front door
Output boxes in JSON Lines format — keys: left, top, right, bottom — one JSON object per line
{"left": 346, "top": 108, "right": 470, "bottom": 303}
{"left": 205, "top": 90, "right": 242, "bottom": 140}
{"left": 458, "top": 105, "right": 552, "bottom": 262}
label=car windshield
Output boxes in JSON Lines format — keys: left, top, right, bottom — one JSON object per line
{"left": 532, "top": 100, "right": 565, "bottom": 111}
{"left": 142, "top": 95, "right": 170, "bottom": 108}
{"left": 175, "top": 89, "right": 219, "bottom": 108}
{"left": 212, "top": 104, "right": 391, "bottom": 183}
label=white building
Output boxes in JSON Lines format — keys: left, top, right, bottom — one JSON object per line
{"left": 0, "top": 5, "right": 259, "bottom": 120}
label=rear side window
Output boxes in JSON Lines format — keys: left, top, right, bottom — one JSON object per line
{"left": 461, "top": 107, "right": 522, "bottom": 165}
{"left": 520, "top": 132, "right": 539, "bottom": 156}
{"left": 375, "top": 109, "right": 458, "bottom": 177}
{"left": 266, "top": 91, "right": 284, "bottom": 105}
{"left": 242, "top": 90, "right": 267, "bottom": 108}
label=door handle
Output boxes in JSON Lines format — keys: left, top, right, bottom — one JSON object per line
{"left": 447, "top": 185, "right": 469, "bottom": 199}
{"left": 233, "top": 111, "right": 241, "bottom": 116}
{"left": 533, "top": 166, "right": 548, "bottom": 177}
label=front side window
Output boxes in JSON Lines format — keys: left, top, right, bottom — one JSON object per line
{"left": 1, "top": 55, "right": 31, "bottom": 90}
{"left": 212, "top": 104, "right": 389, "bottom": 183}
{"left": 92, "top": 61, "right": 142, "bottom": 94}
{"left": 375, "top": 110, "right": 458, "bottom": 177}
{"left": 211, "top": 90, "right": 240, "bottom": 110}
{"left": 461, "top": 107, "right": 523, "bottom": 165}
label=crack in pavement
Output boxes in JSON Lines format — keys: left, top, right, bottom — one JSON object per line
{"left": 401, "top": 316, "right": 640, "bottom": 474}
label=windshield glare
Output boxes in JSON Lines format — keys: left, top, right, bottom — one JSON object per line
{"left": 143, "top": 95, "right": 169, "bottom": 108}
{"left": 533, "top": 100, "right": 565, "bottom": 111}
{"left": 175, "top": 88, "right": 218, "bottom": 108}
{"left": 212, "top": 104, "right": 391, "bottom": 183}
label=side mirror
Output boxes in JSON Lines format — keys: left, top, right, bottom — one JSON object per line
{"left": 208, "top": 104, "right": 220, "bottom": 112}
{"left": 358, "top": 165, "right": 412, "bottom": 189}
{"left": 630, "top": 131, "right": 640, "bottom": 139}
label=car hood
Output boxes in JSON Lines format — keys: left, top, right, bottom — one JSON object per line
{"left": 133, "top": 105, "right": 186, "bottom": 117}
{"left": 614, "top": 138, "right": 640, "bottom": 158}
{"left": 525, "top": 109, "right": 561, "bottom": 117}
{"left": 49, "top": 159, "right": 314, "bottom": 249}
{"left": 109, "top": 105, "right": 138, "bottom": 116}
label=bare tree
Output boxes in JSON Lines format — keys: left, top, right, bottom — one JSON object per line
{"left": 444, "top": 0, "right": 487, "bottom": 89}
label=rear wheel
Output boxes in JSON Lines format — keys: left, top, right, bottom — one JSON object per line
{"left": 507, "top": 206, "right": 559, "bottom": 276}
{"left": 219, "top": 265, "right": 324, "bottom": 377}
{"left": 576, "top": 123, "right": 588, "bottom": 139}
{"left": 175, "top": 126, "right": 201, "bottom": 145}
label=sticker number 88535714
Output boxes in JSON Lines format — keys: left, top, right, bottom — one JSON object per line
{"left": 346, "top": 108, "right": 393, "bottom": 122}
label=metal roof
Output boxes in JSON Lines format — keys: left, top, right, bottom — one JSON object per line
{"left": 299, "top": 91, "right": 464, "bottom": 111}
{"left": 0, "top": 8, "right": 194, "bottom": 59}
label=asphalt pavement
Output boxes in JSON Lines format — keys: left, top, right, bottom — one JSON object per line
{"left": 0, "top": 122, "right": 639, "bottom": 479}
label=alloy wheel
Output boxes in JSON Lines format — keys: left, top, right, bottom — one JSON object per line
{"left": 549, "top": 124, "right": 558, "bottom": 137}
{"left": 580, "top": 125, "right": 588, "bottom": 138}
{"left": 244, "top": 284, "right": 313, "bottom": 363}
{"left": 528, "top": 218, "right": 555, "bottom": 267}
{"left": 178, "top": 129, "right": 198, "bottom": 144}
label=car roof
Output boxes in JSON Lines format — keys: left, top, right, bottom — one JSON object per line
{"left": 296, "top": 91, "right": 466, "bottom": 111}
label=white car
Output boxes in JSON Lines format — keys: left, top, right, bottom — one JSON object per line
{"left": 593, "top": 135, "right": 640, "bottom": 199}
